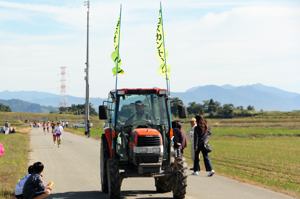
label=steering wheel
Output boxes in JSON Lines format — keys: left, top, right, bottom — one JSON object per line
{"left": 131, "top": 119, "right": 152, "bottom": 128}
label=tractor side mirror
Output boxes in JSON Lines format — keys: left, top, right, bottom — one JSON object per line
{"left": 177, "top": 105, "right": 187, "bottom": 119}
{"left": 99, "top": 105, "right": 108, "bottom": 120}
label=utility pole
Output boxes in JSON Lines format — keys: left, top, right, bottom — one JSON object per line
{"left": 84, "top": 0, "right": 90, "bottom": 137}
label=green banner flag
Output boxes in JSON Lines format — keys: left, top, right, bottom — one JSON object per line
{"left": 156, "top": 7, "right": 170, "bottom": 78}
{"left": 112, "top": 15, "right": 124, "bottom": 75}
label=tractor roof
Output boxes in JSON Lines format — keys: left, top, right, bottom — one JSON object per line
{"left": 111, "top": 88, "right": 167, "bottom": 95}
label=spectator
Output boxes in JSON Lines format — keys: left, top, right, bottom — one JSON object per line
{"left": 15, "top": 165, "right": 34, "bottom": 199}
{"left": 4, "top": 121, "right": 9, "bottom": 134}
{"left": 23, "top": 162, "right": 53, "bottom": 199}
{"left": 9, "top": 127, "right": 16, "bottom": 133}
{"left": 193, "top": 115, "right": 215, "bottom": 177}
{"left": 189, "top": 117, "right": 197, "bottom": 169}
{"left": 172, "top": 121, "right": 187, "bottom": 155}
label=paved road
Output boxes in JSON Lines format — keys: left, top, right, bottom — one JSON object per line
{"left": 29, "top": 128, "right": 295, "bottom": 199}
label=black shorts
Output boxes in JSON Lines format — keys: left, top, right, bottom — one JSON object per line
{"left": 15, "top": 194, "right": 23, "bottom": 199}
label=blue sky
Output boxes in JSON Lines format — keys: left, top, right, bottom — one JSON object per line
{"left": 0, "top": 0, "right": 299, "bottom": 98}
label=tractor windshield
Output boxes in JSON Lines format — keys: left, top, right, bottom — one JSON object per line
{"left": 116, "top": 93, "right": 170, "bottom": 129}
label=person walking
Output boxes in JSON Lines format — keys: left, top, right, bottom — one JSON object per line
{"left": 193, "top": 115, "right": 215, "bottom": 177}
{"left": 189, "top": 118, "right": 196, "bottom": 169}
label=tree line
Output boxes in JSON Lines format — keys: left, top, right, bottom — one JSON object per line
{"left": 0, "top": 103, "right": 11, "bottom": 112}
{"left": 171, "top": 98, "right": 256, "bottom": 118}
{"left": 58, "top": 104, "right": 97, "bottom": 115}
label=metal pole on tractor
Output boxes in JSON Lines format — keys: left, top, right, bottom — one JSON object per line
{"left": 84, "top": 0, "right": 90, "bottom": 137}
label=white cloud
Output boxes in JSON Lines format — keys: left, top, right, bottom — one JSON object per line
{"left": 0, "top": 1, "right": 299, "bottom": 97}
{"left": 165, "top": 5, "right": 300, "bottom": 91}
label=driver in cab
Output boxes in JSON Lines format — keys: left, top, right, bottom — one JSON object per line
{"left": 125, "top": 100, "right": 151, "bottom": 126}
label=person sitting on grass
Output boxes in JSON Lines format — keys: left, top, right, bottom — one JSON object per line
{"left": 23, "top": 162, "right": 53, "bottom": 199}
{"left": 15, "top": 165, "right": 34, "bottom": 199}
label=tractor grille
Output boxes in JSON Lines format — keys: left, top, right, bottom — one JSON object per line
{"left": 136, "top": 156, "right": 160, "bottom": 163}
{"left": 137, "top": 136, "right": 160, "bottom": 146}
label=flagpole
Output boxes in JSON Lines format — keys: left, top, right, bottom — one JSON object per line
{"left": 115, "top": 4, "right": 122, "bottom": 94}
{"left": 160, "top": 2, "right": 170, "bottom": 96}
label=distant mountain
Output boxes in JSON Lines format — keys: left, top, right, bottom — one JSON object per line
{"left": 0, "top": 99, "right": 57, "bottom": 113}
{"left": 171, "top": 84, "right": 300, "bottom": 111}
{"left": 0, "top": 91, "right": 104, "bottom": 108}
{"left": 1, "top": 84, "right": 299, "bottom": 112}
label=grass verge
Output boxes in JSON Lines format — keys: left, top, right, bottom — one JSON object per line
{"left": 65, "top": 127, "right": 103, "bottom": 140}
{"left": 0, "top": 127, "right": 30, "bottom": 199}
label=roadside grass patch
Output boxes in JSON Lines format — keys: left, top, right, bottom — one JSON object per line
{"left": 0, "top": 128, "right": 30, "bottom": 199}
{"left": 65, "top": 127, "right": 103, "bottom": 140}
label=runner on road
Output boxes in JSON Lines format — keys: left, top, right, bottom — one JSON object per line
{"left": 54, "top": 122, "right": 63, "bottom": 148}
{"left": 46, "top": 121, "right": 50, "bottom": 133}
{"left": 51, "top": 121, "right": 56, "bottom": 144}
{"left": 42, "top": 122, "right": 46, "bottom": 133}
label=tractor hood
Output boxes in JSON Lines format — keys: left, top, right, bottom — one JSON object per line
{"left": 131, "top": 128, "right": 162, "bottom": 147}
{"left": 134, "top": 128, "right": 161, "bottom": 137}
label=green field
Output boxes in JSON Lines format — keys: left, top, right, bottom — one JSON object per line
{"left": 182, "top": 115, "right": 300, "bottom": 198}
{"left": 212, "top": 137, "right": 300, "bottom": 195}
{"left": 0, "top": 128, "right": 30, "bottom": 199}
{"left": 0, "top": 111, "right": 300, "bottom": 198}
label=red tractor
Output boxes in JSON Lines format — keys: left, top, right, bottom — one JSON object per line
{"left": 99, "top": 88, "right": 187, "bottom": 199}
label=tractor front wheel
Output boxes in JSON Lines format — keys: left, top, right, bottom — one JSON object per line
{"left": 107, "top": 159, "right": 121, "bottom": 199}
{"left": 100, "top": 137, "right": 108, "bottom": 193}
{"left": 172, "top": 157, "right": 188, "bottom": 199}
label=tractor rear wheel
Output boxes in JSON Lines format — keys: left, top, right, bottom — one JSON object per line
{"left": 107, "top": 159, "right": 121, "bottom": 199}
{"left": 100, "top": 137, "right": 108, "bottom": 193}
{"left": 172, "top": 157, "right": 188, "bottom": 199}
{"left": 155, "top": 176, "right": 172, "bottom": 193}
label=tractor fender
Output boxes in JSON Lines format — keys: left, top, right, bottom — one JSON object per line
{"left": 103, "top": 127, "right": 116, "bottom": 158}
